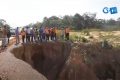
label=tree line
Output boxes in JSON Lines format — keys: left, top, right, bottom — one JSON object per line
{"left": 0, "top": 13, "right": 120, "bottom": 30}
{"left": 30, "top": 13, "right": 120, "bottom": 30}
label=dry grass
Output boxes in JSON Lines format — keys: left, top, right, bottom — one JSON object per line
{"left": 70, "top": 30, "right": 120, "bottom": 47}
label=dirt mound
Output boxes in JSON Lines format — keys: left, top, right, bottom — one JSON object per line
{"left": 0, "top": 51, "right": 47, "bottom": 80}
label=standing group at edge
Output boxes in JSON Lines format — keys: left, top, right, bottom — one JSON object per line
{"left": 15, "top": 26, "right": 70, "bottom": 45}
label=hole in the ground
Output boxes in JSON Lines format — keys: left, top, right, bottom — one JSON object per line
{"left": 10, "top": 42, "right": 120, "bottom": 80}
{"left": 11, "top": 42, "right": 71, "bottom": 80}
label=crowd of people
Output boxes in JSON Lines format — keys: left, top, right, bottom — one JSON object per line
{"left": 0, "top": 25, "right": 70, "bottom": 50}
{"left": 15, "top": 26, "right": 70, "bottom": 45}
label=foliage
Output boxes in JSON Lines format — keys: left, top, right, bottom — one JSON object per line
{"left": 31, "top": 13, "right": 120, "bottom": 30}
{"left": 82, "top": 29, "right": 90, "bottom": 36}
{"left": 89, "top": 36, "right": 94, "bottom": 39}
{"left": 81, "top": 37, "right": 88, "bottom": 43}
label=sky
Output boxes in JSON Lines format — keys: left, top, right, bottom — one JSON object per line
{"left": 0, "top": 0, "right": 119, "bottom": 28}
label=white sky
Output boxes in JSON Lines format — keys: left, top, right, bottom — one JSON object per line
{"left": 0, "top": 0, "right": 119, "bottom": 28}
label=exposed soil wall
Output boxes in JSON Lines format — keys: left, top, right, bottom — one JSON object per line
{"left": 11, "top": 42, "right": 71, "bottom": 80}
{"left": 11, "top": 42, "right": 98, "bottom": 80}
{"left": 11, "top": 42, "right": 120, "bottom": 80}
{"left": 73, "top": 43, "right": 120, "bottom": 80}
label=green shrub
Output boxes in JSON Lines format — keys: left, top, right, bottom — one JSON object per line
{"left": 89, "top": 36, "right": 94, "bottom": 39}
{"left": 81, "top": 37, "right": 88, "bottom": 43}
{"left": 83, "top": 29, "right": 90, "bottom": 36}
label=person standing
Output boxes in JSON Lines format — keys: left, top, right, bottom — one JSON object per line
{"left": 7, "top": 28, "right": 11, "bottom": 44}
{"left": 15, "top": 27, "right": 20, "bottom": 45}
{"left": 53, "top": 27, "right": 57, "bottom": 41}
{"left": 1, "top": 25, "right": 7, "bottom": 49}
{"left": 61, "top": 28, "right": 64, "bottom": 40}
{"left": 50, "top": 27, "right": 54, "bottom": 41}
{"left": 34, "top": 28, "right": 39, "bottom": 42}
{"left": 20, "top": 28, "right": 26, "bottom": 43}
{"left": 42, "top": 27, "right": 46, "bottom": 41}
{"left": 30, "top": 28, "right": 35, "bottom": 43}
{"left": 65, "top": 27, "right": 70, "bottom": 40}
{"left": 39, "top": 27, "right": 43, "bottom": 42}
{"left": 45, "top": 27, "right": 49, "bottom": 41}
{"left": 26, "top": 27, "right": 31, "bottom": 43}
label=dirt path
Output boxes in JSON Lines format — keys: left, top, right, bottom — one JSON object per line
{"left": 0, "top": 44, "right": 47, "bottom": 80}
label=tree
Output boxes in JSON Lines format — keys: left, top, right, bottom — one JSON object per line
{"left": 106, "top": 19, "right": 116, "bottom": 26}
{"left": 73, "top": 13, "right": 84, "bottom": 29}
{"left": 83, "top": 13, "right": 96, "bottom": 28}
{"left": 62, "top": 15, "right": 73, "bottom": 27}
{"left": 117, "top": 17, "right": 120, "bottom": 26}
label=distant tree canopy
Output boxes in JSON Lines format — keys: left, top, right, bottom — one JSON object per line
{"left": 30, "top": 13, "right": 120, "bottom": 30}
{"left": 0, "top": 19, "right": 10, "bottom": 30}
{"left": 2, "top": 13, "right": 120, "bottom": 30}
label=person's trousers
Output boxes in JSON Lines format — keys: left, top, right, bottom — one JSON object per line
{"left": 2, "top": 36, "right": 7, "bottom": 47}
{"left": 65, "top": 33, "right": 69, "bottom": 40}
{"left": 16, "top": 36, "right": 20, "bottom": 44}
{"left": 22, "top": 36, "right": 25, "bottom": 43}
{"left": 26, "top": 34, "right": 30, "bottom": 42}
{"left": 39, "top": 34, "right": 42, "bottom": 42}
{"left": 53, "top": 33, "right": 56, "bottom": 41}
{"left": 8, "top": 38, "right": 10, "bottom": 44}
{"left": 46, "top": 34, "right": 49, "bottom": 41}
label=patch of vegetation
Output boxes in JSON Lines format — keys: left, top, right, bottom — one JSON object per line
{"left": 82, "top": 29, "right": 90, "bottom": 36}
{"left": 89, "top": 36, "right": 94, "bottom": 39}
{"left": 81, "top": 37, "right": 88, "bottom": 43}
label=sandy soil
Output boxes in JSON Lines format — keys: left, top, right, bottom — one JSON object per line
{"left": 0, "top": 45, "right": 47, "bottom": 80}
